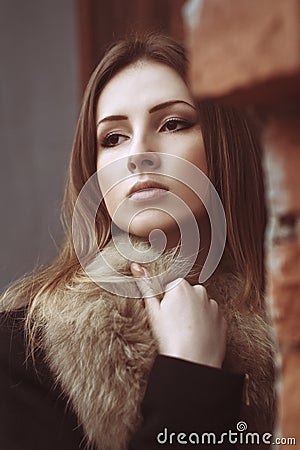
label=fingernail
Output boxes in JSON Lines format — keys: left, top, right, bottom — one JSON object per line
{"left": 131, "top": 263, "right": 149, "bottom": 278}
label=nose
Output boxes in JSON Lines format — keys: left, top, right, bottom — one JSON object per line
{"left": 127, "top": 152, "right": 161, "bottom": 173}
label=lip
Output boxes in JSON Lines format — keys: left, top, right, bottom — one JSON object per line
{"left": 128, "top": 180, "right": 169, "bottom": 202}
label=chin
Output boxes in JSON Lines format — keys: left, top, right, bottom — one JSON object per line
{"left": 127, "top": 210, "right": 178, "bottom": 240}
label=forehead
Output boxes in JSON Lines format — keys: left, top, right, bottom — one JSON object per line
{"left": 96, "top": 61, "right": 194, "bottom": 116}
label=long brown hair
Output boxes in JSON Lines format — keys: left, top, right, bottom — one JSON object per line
{"left": 0, "top": 33, "right": 265, "bottom": 319}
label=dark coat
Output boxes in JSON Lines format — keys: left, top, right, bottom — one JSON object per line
{"left": 0, "top": 309, "right": 244, "bottom": 450}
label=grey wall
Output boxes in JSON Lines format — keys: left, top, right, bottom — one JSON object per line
{"left": 0, "top": 1, "right": 79, "bottom": 291}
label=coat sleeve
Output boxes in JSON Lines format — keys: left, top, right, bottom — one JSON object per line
{"left": 128, "top": 354, "right": 245, "bottom": 449}
{"left": 0, "top": 310, "right": 87, "bottom": 450}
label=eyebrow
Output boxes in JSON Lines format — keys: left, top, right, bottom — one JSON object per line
{"left": 96, "top": 100, "right": 196, "bottom": 127}
{"left": 149, "top": 100, "right": 196, "bottom": 113}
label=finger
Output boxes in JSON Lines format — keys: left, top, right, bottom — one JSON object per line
{"left": 193, "top": 284, "right": 209, "bottom": 301}
{"left": 209, "top": 298, "right": 218, "bottom": 308}
{"left": 165, "top": 277, "right": 185, "bottom": 292}
{"left": 130, "top": 263, "right": 160, "bottom": 316}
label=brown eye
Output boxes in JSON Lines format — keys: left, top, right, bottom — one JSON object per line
{"left": 101, "top": 133, "right": 126, "bottom": 148}
{"left": 165, "top": 120, "right": 178, "bottom": 131}
{"left": 161, "top": 119, "right": 191, "bottom": 132}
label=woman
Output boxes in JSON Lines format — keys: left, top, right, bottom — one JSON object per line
{"left": 0, "top": 34, "right": 275, "bottom": 449}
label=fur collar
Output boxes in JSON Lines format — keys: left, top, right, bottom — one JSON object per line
{"left": 35, "top": 240, "right": 275, "bottom": 450}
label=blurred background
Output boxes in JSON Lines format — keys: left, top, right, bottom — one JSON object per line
{"left": 0, "top": 0, "right": 185, "bottom": 292}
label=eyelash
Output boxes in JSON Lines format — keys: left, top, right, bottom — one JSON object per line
{"left": 100, "top": 118, "right": 193, "bottom": 148}
{"left": 100, "top": 133, "right": 125, "bottom": 148}
{"left": 161, "top": 118, "right": 192, "bottom": 132}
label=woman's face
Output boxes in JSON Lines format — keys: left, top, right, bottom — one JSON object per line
{"left": 96, "top": 61, "right": 208, "bottom": 243}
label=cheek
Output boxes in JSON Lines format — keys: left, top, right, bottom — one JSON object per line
{"left": 96, "top": 153, "right": 114, "bottom": 177}
{"left": 98, "top": 178, "right": 134, "bottom": 234}
{"left": 100, "top": 184, "right": 127, "bottom": 220}
{"left": 97, "top": 154, "right": 129, "bottom": 217}
{"left": 102, "top": 191, "right": 117, "bottom": 217}
{"left": 184, "top": 133, "right": 207, "bottom": 175}
{"left": 167, "top": 129, "right": 207, "bottom": 176}
{"left": 97, "top": 168, "right": 119, "bottom": 218}
{"left": 167, "top": 134, "right": 208, "bottom": 218}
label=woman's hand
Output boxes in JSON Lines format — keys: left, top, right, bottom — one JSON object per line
{"left": 131, "top": 263, "right": 227, "bottom": 368}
